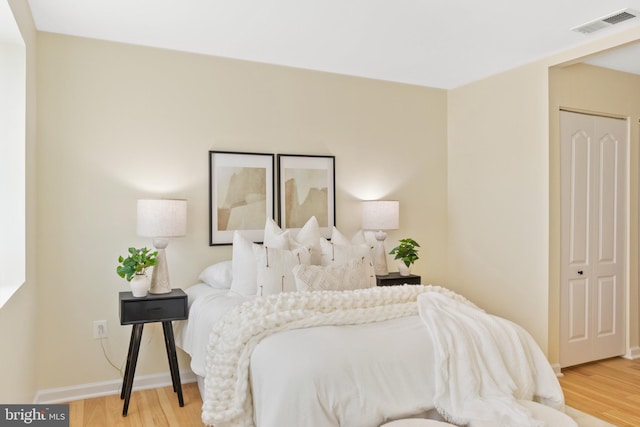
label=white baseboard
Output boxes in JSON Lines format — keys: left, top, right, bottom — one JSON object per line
{"left": 624, "top": 346, "right": 640, "bottom": 360}
{"left": 551, "top": 363, "right": 563, "bottom": 377}
{"left": 552, "top": 349, "right": 640, "bottom": 375}
{"left": 33, "top": 370, "right": 196, "bottom": 404}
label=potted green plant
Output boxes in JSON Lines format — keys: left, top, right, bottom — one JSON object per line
{"left": 117, "top": 247, "right": 158, "bottom": 297}
{"left": 389, "top": 238, "right": 420, "bottom": 276}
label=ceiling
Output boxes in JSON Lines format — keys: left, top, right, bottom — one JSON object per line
{"left": 1, "top": 0, "right": 21, "bottom": 42}
{"left": 25, "top": 0, "right": 640, "bottom": 89}
{"left": 584, "top": 42, "right": 640, "bottom": 74}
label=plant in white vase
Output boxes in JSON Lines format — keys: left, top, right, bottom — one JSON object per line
{"left": 117, "top": 247, "right": 158, "bottom": 297}
{"left": 389, "top": 238, "right": 420, "bottom": 276}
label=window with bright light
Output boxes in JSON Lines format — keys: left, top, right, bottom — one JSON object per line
{"left": 0, "top": 2, "right": 26, "bottom": 308}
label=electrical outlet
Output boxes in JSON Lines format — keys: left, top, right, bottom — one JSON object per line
{"left": 93, "top": 320, "right": 108, "bottom": 339}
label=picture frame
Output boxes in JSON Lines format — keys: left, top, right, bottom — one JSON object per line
{"left": 209, "top": 151, "right": 275, "bottom": 245}
{"left": 277, "top": 154, "right": 335, "bottom": 238}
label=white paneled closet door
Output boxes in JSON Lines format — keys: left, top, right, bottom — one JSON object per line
{"left": 560, "top": 110, "right": 627, "bottom": 368}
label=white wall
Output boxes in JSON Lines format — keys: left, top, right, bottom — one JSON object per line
{"left": 447, "top": 64, "right": 551, "bottom": 350}
{"left": 34, "top": 33, "right": 448, "bottom": 390}
{"left": 0, "top": 0, "right": 38, "bottom": 403}
{"left": 0, "top": 1, "right": 25, "bottom": 307}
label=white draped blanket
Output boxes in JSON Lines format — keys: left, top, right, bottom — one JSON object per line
{"left": 201, "top": 285, "right": 564, "bottom": 427}
{"left": 417, "top": 292, "right": 564, "bottom": 427}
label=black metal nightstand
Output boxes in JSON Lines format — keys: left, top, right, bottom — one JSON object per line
{"left": 376, "top": 272, "right": 421, "bottom": 287}
{"left": 119, "top": 289, "right": 188, "bottom": 416}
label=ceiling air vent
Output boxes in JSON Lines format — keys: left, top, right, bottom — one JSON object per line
{"left": 603, "top": 10, "right": 637, "bottom": 24}
{"left": 572, "top": 8, "right": 639, "bottom": 34}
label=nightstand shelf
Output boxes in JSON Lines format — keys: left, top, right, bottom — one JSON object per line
{"left": 118, "top": 289, "right": 188, "bottom": 416}
{"left": 376, "top": 272, "right": 421, "bottom": 287}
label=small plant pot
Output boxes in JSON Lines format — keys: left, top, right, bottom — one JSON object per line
{"left": 130, "top": 274, "right": 150, "bottom": 297}
{"left": 398, "top": 262, "right": 411, "bottom": 276}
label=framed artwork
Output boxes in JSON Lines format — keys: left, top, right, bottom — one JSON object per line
{"left": 277, "top": 154, "right": 335, "bottom": 238}
{"left": 209, "top": 151, "right": 274, "bottom": 245}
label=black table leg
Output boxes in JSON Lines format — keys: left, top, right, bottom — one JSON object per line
{"left": 162, "top": 322, "right": 178, "bottom": 393}
{"left": 162, "top": 321, "right": 184, "bottom": 406}
{"left": 120, "top": 325, "right": 137, "bottom": 399}
{"left": 121, "top": 323, "right": 144, "bottom": 416}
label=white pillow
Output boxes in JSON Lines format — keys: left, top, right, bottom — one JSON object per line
{"left": 198, "top": 260, "right": 233, "bottom": 289}
{"left": 229, "top": 232, "right": 261, "bottom": 296}
{"left": 229, "top": 226, "right": 304, "bottom": 297}
{"left": 331, "top": 227, "right": 367, "bottom": 246}
{"left": 289, "top": 216, "right": 322, "bottom": 265}
{"left": 264, "top": 218, "right": 291, "bottom": 249}
{"left": 320, "top": 237, "right": 373, "bottom": 266}
{"left": 256, "top": 245, "right": 311, "bottom": 296}
{"left": 292, "top": 258, "right": 376, "bottom": 292}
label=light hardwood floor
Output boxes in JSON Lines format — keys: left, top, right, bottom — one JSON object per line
{"left": 66, "top": 382, "right": 204, "bottom": 427}
{"left": 66, "top": 357, "right": 640, "bottom": 426}
{"left": 559, "top": 356, "right": 640, "bottom": 427}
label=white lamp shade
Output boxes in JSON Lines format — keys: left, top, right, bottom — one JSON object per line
{"left": 137, "top": 199, "right": 187, "bottom": 238}
{"left": 361, "top": 200, "right": 399, "bottom": 231}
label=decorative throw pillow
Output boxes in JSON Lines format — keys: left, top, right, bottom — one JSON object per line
{"left": 198, "top": 260, "right": 233, "bottom": 289}
{"left": 263, "top": 218, "right": 291, "bottom": 249}
{"left": 229, "top": 232, "right": 262, "bottom": 296}
{"left": 256, "top": 246, "right": 312, "bottom": 296}
{"left": 230, "top": 218, "right": 295, "bottom": 296}
{"left": 330, "top": 227, "right": 367, "bottom": 246}
{"left": 292, "top": 257, "right": 376, "bottom": 292}
{"left": 320, "top": 237, "right": 373, "bottom": 267}
{"left": 289, "top": 216, "right": 322, "bottom": 265}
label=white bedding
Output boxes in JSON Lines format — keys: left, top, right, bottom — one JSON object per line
{"left": 176, "top": 285, "right": 565, "bottom": 427}
{"left": 175, "top": 284, "right": 252, "bottom": 377}
{"left": 176, "top": 285, "right": 444, "bottom": 425}
{"left": 249, "top": 315, "right": 439, "bottom": 426}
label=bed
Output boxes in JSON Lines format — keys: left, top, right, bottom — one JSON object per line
{"left": 174, "top": 218, "right": 568, "bottom": 427}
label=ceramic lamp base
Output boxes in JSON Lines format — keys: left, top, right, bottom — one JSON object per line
{"left": 149, "top": 246, "right": 171, "bottom": 294}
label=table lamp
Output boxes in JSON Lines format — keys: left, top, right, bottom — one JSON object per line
{"left": 137, "top": 199, "right": 187, "bottom": 294}
{"left": 361, "top": 200, "right": 399, "bottom": 276}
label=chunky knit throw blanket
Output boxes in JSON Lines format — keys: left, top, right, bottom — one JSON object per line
{"left": 201, "top": 285, "right": 469, "bottom": 427}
